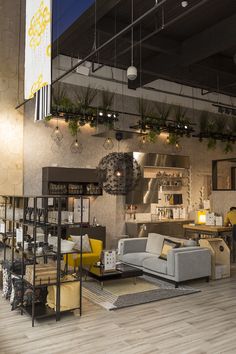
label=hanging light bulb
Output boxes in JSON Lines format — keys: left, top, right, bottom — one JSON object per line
{"left": 103, "top": 137, "right": 114, "bottom": 150}
{"left": 115, "top": 169, "right": 123, "bottom": 177}
{"left": 70, "top": 138, "right": 83, "bottom": 153}
{"left": 140, "top": 134, "right": 148, "bottom": 144}
{"left": 51, "top": 125, "right": 63, "bottom": 143}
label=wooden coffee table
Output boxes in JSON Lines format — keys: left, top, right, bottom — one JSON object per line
{"left": 83, "top": 263, "right": 143, "bottom": 290}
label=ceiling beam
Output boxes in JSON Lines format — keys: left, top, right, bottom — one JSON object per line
{"left": 181, "top": 13, "right": 236, "bottom": 66}
{"left": 96, "top": 16, "right": 180, "bottom": 56}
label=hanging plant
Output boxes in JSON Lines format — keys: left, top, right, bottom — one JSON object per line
{"left": 147, "top": 131, "right": 158, "bottom": 143}
{"left": 199, "top": 111, "right": 209, "bottom": 138}
{"left": 171, "top": 105, "right": 192, "bottom": 137}
{"left": 74, "top": 85, "right": 97, "bottom": 126}
{"left": 167, "top": 133, "right": 180, "bottom": 146}
{"left": 101, "top": 90, "right": 114, "bottom": 110}
{"left": 207, "top": 137, "right": 217, "bottom": 150}
{"left": 68, "top": 118, "right": 80, "bottom": 137}
{"left": 52, "top": 83, "right": 74, "bottom": 115}
{"left": 223, "top": 141, "right": 234, "bottom": 154}
{"left": 155, "top": 102, "right": 172, "bottom": 125}
{"left": 137, "top": 98, "right": 151, "bottom": 132}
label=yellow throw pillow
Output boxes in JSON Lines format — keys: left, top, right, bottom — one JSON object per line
{"left": 159, "top": 238, "right": 181, "bottom": 260}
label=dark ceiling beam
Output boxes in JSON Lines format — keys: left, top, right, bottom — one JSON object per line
{"left": 105, "top": 0, "right": 212, "bottom": 65}
{"left": 96, "top": 17, "right": 180, "bottom": 56}
{"left": 181, "top": 13, "right": 236, "bottom": 66}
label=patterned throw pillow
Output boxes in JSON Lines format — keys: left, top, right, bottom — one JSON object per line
{"left": 71, "top": 234, "right": 92, "bottom": 253}
{"left": 11, "top": 277, "right": 48, "bottom": 310}
{"left": 159, "top": 238, "right": 181, "bottom": 260}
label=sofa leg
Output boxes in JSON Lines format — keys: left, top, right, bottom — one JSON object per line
{"left": 206, "top": 276, "right": 210, "bottom": 283}
{"left": 175, "top": 282, "right": 179, "bottom": 288}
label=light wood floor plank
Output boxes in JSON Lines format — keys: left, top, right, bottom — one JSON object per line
{"left": 1, "top": 267, "right": 236, "bottom": 353}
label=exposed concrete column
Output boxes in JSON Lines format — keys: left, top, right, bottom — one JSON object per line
{"left": 0, "top": 0, "right": 24, "bottom": 195}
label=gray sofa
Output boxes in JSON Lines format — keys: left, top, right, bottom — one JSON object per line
{"left": 118, "top": 233, "right": 211, "bottom": 287}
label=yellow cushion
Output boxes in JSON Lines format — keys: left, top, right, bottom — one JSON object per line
{"left": 47, "top": 275, "right": 80, "bottom": 311}
{"left": 64, "top": 238, "right": 103, "bottom": 268}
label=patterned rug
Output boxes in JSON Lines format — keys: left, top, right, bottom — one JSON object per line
{"left": 82, "top": 275, "right": 200, "bottom": 310}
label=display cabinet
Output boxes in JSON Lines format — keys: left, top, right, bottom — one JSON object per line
{"left": 42, "top": 167, "right": 103, "bottom": 196}
{"left": 0, "top": 195, "right": 85, "bottom": 327}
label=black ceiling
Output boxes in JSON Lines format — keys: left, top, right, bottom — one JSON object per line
{"left": 55, "top": 0, "right": 236, "bottom": 97}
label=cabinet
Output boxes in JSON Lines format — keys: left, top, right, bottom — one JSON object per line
{"left": 0, "top": 195, "right": 84, "bottom": 327}
{"left": 42, "top": 167, "right": 102, "bottom": 196}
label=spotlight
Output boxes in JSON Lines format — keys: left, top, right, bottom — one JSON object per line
{"left": 99, "top": 111, "right": 103, "bottom": 116}
{"left": 184, "top": 125, "right": 188, "bottom": 129}
{"left": 107, "top": 113, "right": 112, "bottom": 118}
{"left": 181, "top": 1, "right": 188, "bottom": 7}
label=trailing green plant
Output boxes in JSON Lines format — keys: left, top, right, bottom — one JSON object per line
{"left": 223, "top": 141, "right": 234, "bottom": 154}
{"left": 68, "top": 118, "right": 80, "bottom": 137}
{"left": 147, "top": 131, "right": 158, "bottom": 143}
{"left": 207, "top": 137, "right": 217, "bottom": 150}
{"left": 167, "top": 133, "right": 180, "bottom": 146}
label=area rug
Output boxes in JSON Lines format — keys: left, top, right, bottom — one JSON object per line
{"left": 82, "top": 275, "right": 200, "bottom": 310}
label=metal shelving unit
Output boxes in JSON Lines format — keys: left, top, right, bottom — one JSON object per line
{"left": 0, "top": 195, "right": 84, "bottom": 327}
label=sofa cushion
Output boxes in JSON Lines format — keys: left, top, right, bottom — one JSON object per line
{"left": 146, "top": 233, "right": 164, "bottom": 255}
{"left": 71, "top": 234, "right": 92, "bottom": 253}
{"left": 121, "top": 252, "right": 154, "bottom": 267}
{"left": 143, "top": 256, "right": 167, "bottom": 275}
{"left": 159, "top": 238, "right": 181, "bottom": 260}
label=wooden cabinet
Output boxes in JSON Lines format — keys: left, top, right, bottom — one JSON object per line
{"left": 42, "top": 167, "right": 102, "bottom": 196}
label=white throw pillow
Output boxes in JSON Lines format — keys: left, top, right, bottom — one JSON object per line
{"left": 146, "top": 233, "right": 165, "bottom": 255}
{"left": 71, "top": 234, "right": 92, "bottom": 253}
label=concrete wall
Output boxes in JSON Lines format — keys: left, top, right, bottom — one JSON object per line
{"left": 0, "top": 0, "right": 24, "bottom": 196}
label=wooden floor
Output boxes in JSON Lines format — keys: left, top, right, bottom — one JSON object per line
{"left": 1, "top": 268, "right": 236, "bottom": 354}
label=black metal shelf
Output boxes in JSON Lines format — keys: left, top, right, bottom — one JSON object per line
{"left": 20, "top": 304, "right": 81, "bottom": 319}
{"left": 20, "top": 304, "right": 57, "bottom": 319}
{"left": 1, "top": 195, "right": 83, "bottom": 326}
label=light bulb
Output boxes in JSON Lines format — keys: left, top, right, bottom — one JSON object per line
{"left": 99, "top": 111, "right": 103, "bottom": 116}
{"left": 115, "top": 169, "right": 122, "bottom": 177}
{"left": 103, "top": 137, "right": 114, "bottom": 150}
{"left": 140, "top": 135, "right": 147, "bottom": 144}
{"left": 51, "top": 126, "right": 63, "bottom": 143}
{"left": 70, "top": 139, "right": 83, "bottom": 153}
{"left": 181, "top": 1, "right": 188, "bottom": 7}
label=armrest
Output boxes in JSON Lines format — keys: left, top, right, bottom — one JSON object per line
{"left": 167, "top": 247, "right": 211, "bottom": 280}
{"left": 118, "top": 238, "right": 147, "bottom": 256}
